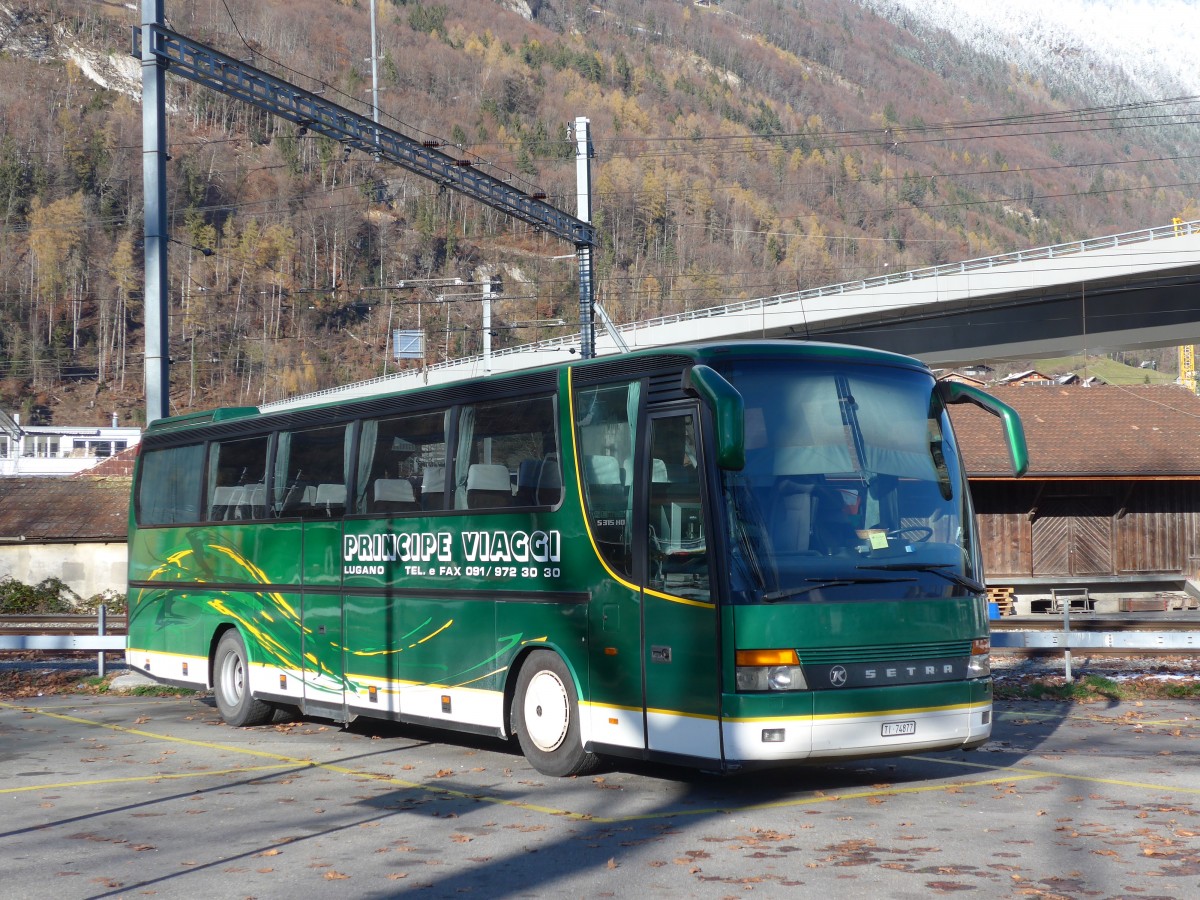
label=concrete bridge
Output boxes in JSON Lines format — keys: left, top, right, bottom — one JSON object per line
{"left": 265, "top": 219, "right": 1200, "bottom": 409}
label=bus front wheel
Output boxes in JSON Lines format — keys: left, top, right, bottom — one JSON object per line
{"left": 512, "top": 650, "right": 599, "bottom": 777}
{"left": 213, "top": 630, "right": 273, "bottom": 727}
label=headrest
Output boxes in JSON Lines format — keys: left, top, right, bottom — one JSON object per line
{"left": 374, "top": 479, "right": 415, "bottom": 502}
{"left": 467, "top": 463, "right": 511, "bottom": 493}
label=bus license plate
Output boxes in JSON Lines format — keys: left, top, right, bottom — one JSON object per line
{"left": 881, "top": 720, "right": 916, "bottom": 737}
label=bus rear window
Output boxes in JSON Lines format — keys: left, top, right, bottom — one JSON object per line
{"left": 137, "top": 444, "right": 205, "bottom": 525}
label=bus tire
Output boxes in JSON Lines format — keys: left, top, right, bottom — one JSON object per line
{"left": 213, "top": 630, "right": 273, "bottom": 727}
{"left": 512, "top": 650, "right": 599, "bottom": 777}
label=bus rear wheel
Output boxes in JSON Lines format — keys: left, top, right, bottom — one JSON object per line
{"left": 512, "top": 650, "right": 599, "bottom": 777}
{"left": 213, "top": 630, "right": 273, "bottom": 727}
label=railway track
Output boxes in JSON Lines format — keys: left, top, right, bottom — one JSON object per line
{"left": 0, "top": 614, "right": 126, "bottom": 636}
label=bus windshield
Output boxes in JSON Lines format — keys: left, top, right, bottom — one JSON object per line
{"left": 716, "top": 359, "right": 978, "bottom": 603}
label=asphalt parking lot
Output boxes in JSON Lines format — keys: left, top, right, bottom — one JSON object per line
{"left": 2, "top": 690, "right": 1198, "bottom": 898}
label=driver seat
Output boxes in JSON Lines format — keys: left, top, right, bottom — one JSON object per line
{"left": 769, "top": 481, "right": 818, "bottom": 553}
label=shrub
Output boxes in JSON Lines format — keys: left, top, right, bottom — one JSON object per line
{"left": 0, "top": 576, "right": 81, "bottom": 614}
{"left": 78, "top": 589, "right": 127, "bottom": 615}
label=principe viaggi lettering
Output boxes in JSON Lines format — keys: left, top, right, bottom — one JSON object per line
{"left": 342, "top": 529, "right": 562, "bottom": 577}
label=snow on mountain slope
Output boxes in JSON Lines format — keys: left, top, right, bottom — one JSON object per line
{"left": 859, "top": 0, "right": 1200, "bottom": 102}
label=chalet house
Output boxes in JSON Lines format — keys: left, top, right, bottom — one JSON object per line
{"left": 949, "top": 384, "right": 1200, "bottom": 610}
{"left": 996, "top": 369, "right": 1054, "bottom": 386}
{"left": 934, "top": 371, "right": 988, "bottom": 388}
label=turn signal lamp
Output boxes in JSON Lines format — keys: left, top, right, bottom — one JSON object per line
{"left": 968, "top": 637, "right": 990, "bottom": 677}
{"left": 735, "top": 648, "right": 807, "bottom": 692}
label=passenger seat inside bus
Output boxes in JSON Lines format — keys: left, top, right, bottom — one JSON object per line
{"left": 211, "top": 483, "right": 266, "bottom": 520}
{"left": 277, "top": 482, "right": 314, "bottom": 516}
{"left": 583, "top": 455, "right": 625, "bottom": 509}
{"left": 769, "top": 480, "right": 819, "bottom": 553}
{"left": 372, "top": 478, "right": 420, "bottom": 514}
{"left": 514, "top": 459, "right": 543, "bottom": 506}
{"left": 314, "top": 483, "right": 346, "bottom": 517}
{"left": 421, "top": 466, "right": 445, "bottom": 510}
{"left": 241, "top": 483, "right": 266, "bottom": 519}
{"left": 536, "top": 454, "right": 562, "bottom": 506}
{"left": 209, "top": 485, "right": 238, "bottom": 520}
{"left": 466, "top": 463, "right": 513, "bottom": 508}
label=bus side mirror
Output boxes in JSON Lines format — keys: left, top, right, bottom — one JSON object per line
{"left": 937, "top": 382, "right": 1029, "bottom": 477}
{"left": 683, "top": 365, "right": 745, "bottom": 471}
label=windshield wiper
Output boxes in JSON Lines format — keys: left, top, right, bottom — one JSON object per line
{"left": 857, "top": 562, "right": 984, "bottom": 593}
{"left": 762, "top": 575, "right": 913, "bottom": 603}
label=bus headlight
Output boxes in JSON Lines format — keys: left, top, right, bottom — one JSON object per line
{"left": 967, "top": 637, "right": 990, "bottom": 677}
{"left": 735, "top": 649, "right": 808, "bottom": 692}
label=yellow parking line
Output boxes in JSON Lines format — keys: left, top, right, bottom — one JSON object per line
{"left": 0, "top": 700, "right": 582, "bottom": 818}
{"left": 913, "top": 755, "right": 1200, "bottom": 795}
{"left": 6, "top": 699, "right": 1196, "bottom": 824}
{"left": 998, "top": 708, "right": 1199, "bottom": 729}
{"left": 0, "top": 765, "right": 296, "bottom": 795}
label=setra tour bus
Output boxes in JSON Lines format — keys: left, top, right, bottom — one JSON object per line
{"left": 126, "top": 340, "right": 1027, "bottom": 776}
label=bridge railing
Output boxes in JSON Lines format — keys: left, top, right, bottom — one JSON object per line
{"left": 263, "top": 218, "right": 1200, "bottom": 408}
{"left": 627, "top": 217, "right": 1200, "bottom": 335}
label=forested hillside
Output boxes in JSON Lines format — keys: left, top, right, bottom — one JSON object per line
{"left": 1, "top": 0, "right": 1196, "bottom": 423}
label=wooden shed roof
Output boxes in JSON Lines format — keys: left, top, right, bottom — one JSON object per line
{"left": 950, "top": 384, "right": 1200, "bottom": 478}
{"left": 0, "top": 476, "right": 130, "bottom": 542}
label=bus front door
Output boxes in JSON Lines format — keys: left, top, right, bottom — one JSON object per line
{"left": 301, "top": 518, "right": 348, "bottom": 718}
{"left": 641, "top": 409, "right": 722, "bottom": 763}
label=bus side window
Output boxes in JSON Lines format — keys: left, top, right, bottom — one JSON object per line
{"left": 537, "top": 453, "right": 563, "bottom": 507}
{"left": 453, "top": 395, "right": 558, "bottom": 511}
{"left": 354, "top": 410, "right": 447, "bottom": 515}
{"left": 206, "top": 435, "right": 269, "bottom": 521}
{"left": 572, "top": 380, "right": 641, "bottom": 579}
{"left": 274, "top": 424, "right": 350, "bottom": 519}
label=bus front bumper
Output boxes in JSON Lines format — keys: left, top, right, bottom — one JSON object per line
{"left": 720, "top": 679, "right": 993, "bottom": 764}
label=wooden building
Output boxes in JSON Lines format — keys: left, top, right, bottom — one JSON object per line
{"left": 949, "top": 384, "right": 1200, "bottom": 606}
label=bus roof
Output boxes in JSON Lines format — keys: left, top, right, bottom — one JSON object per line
{"left": 144, "top": 340, "right": 930, "bottom": 436}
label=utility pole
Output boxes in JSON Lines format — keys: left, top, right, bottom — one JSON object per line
{"left": 482, "top": 277, "right": 493, "bottom": 374}
{"left": 575, "top": 116, "right": 595, "bottom": 359}
{"left": 368, "top": 0, "right": 380, "bottom": 156}
{"left": 141, "top": 0, "right": 169, "bottom": 423}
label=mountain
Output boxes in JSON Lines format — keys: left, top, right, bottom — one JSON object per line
{"left": 0, "top": 0, "right": 1196, "bottom": 425}
{"left": 859, "top": 0, "right": 1200, "bottom": 102}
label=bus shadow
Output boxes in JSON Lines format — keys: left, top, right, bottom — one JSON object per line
{"left": 337, "top": 708, "right": 1085, "bottom": 897}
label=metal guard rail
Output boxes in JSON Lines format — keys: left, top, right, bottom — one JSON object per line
{"left": 991, "top": 631, "right": 1199, "bottom": 651}
{"left": 0, "top": 608, "right": 125, "bottom": 676}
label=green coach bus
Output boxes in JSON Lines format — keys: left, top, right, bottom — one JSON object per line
{"left": 126, "top": 340, "right": 1026, "bottom": 776}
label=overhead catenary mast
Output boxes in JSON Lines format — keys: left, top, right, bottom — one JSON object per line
{"left": 137, "top": 10, "right": 602, "bottom": 422}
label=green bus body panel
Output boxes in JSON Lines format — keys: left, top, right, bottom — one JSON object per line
{"left": 730, "top": 598, "right": 985, "bottom": 652}
{"left": 128, "top": 505, "right": 601, "bottom": 703}
{"left": 642, "top": 593, "right": 720, "bottom": 717}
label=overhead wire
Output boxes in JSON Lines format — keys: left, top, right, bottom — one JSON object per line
{"left": 212, "top": 0, "right": 544, "bottom": 196}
